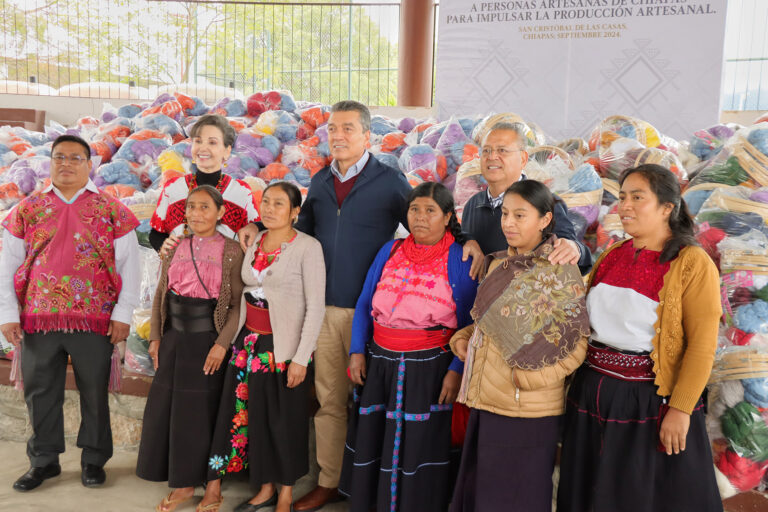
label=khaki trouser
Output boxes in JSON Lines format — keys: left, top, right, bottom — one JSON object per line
{"left": 313, "top": 305, "right": 355, "bottom": 488}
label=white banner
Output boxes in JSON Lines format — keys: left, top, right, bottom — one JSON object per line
{"left": 435, "top": 0, "right": 728, "bottom": 140}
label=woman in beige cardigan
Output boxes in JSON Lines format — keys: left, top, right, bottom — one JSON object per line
{"left": 201, "top": 182, "right": 326, "bottom": 512}
{"left": 450, "top": 180, "right": 589, "bottom": 512}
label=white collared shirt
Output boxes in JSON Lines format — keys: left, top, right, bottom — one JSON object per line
{"left": 330, "top": 151, "right": 370, "bottom": 183}
{"left": 0, "top": 180, "right": 141, "bottom": 325}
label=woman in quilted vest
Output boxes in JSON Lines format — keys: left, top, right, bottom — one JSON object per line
{"left": 136, "top": 185, "right": 245, "bottom": 512}
{"left": 450, "top": 179, "right": 589, "bottom": 511}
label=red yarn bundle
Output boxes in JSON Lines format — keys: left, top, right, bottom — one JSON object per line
{"left": 716, "top": 449, "right": 767, "bottom": 492}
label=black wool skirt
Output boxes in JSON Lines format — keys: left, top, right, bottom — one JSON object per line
{"left": 450, "top": 408, "right": 560, "bottom": 512}
{"left": 136, "top": 296, "right": 227, "bottom": 488}
{"left": 206, "top": 326, "right": 311, "bottom": 488}
{"left": 339, "top": 342, "right": 456, "bottom": 512}
{"left": 557, "top": 366, "right": 723, "bottom": 512}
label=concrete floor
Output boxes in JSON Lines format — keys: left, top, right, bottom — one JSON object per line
{"left": 0, "top": 440, "right": 349, "bottom": 512}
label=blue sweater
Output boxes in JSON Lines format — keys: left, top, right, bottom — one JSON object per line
{"left": 295, "top": 155, "right": 412, "bottom": 308}
{"left": 349, "top": 240, "right": 478, "bottom": 373}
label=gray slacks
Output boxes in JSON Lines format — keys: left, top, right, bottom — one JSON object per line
{"left": 21, "top": 330, "right": 114, "bottom": 468}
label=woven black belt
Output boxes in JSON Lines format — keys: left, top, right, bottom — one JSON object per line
{"left": 167, "top": 292, "right": 217, "bottom": 333}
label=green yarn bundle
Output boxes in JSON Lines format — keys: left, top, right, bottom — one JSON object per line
{"left": 721, "top": 401, "right": 768, "bottom": 462}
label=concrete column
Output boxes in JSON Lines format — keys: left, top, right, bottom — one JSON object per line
{"left": 397, "top": 0, "right": 435, "bottom": 107}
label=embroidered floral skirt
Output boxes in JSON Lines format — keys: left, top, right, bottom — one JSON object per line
{"left": 136, "top": 323, "right": 226, "bottom": 487}
{"left": 206, "top": 326, "right": 310, "bottom": 487}
{"left": 339, "top": 342, "right": 457, "bottom": 512}
{"left": 557, "top": 366, "right": 722, "bottom": 512}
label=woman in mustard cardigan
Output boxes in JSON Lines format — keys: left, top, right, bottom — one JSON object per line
{"left": 450, "top": 180, "right": 589, "bottom": 511}
{"left": 557, "top": 164, "right": 723, "bottom": 512}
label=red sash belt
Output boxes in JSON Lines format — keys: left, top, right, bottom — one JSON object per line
{"left": 245, "top": 301, "right": 272, "bottom": 334}
{"left": 373, "top": 322, "right": 455, "bottom": 352}
{"left": 586, "top": 341, "right": 655, "bottom": 382}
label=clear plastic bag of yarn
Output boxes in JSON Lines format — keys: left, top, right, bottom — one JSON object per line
{"left": 471, "top": 112, "right": 545, "bottom": 147}
{"left": 688, "top": 125, "right": 768, "bottom": 190}
{"left": 124, "top": 307, "right": 155, "bottom": 377}
{"left": 452, "top": 158, "right": 486, "bottom": 221}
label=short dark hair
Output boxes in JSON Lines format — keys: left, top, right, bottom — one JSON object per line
{"left": 330, "top": 100, "right": 371, "bottom": 133}
{"left": 407, "top": 182, "right": 465, "bottom": 244}
{"left": 51, "top": 134, "right": 91, "bottom": 160}
{"left": 619, "top": 164, "right": 697, "bottom": 263}
{"left": 264, "top": 181, "right": 302, "bottom": 209}
{"left": 189, "top": 114, "right": 236, "bottom": 148}
{"left": 188, "top": 184, "right": 224, "bottom": 210}
{"left": 503, "top": 180, "right": 557, "bottom": 238}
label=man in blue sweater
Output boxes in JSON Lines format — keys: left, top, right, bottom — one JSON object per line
{"left": 461, "top": 122, "right": 592, "bottom": 275}
{"left": 241, "top": 101, "right": 414, "bottom": 510}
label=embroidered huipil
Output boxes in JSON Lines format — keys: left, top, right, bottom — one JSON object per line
{"left": 150, "top": 171, "right": 260, "bottom": 239}
{"left": 168, "top": 234, "right": 226, "bottom": 299}
{"left": 587, "top": 241, "right": 671, "bottom": 352}
{"left": 1, "top": 184, "right": 140, "bottom": 335}
{"left": 371, "top": 241, "right": 457, "bottom": 330}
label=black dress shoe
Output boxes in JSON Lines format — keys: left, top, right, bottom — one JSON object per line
{"left": 81, "top": 463, "right": 106, "bottom": 487}
{"left": 12, "top": 463, "right": 62, "bottom": 492}
{"left": 234, "top": 492, "right": 277, "bottom": 512}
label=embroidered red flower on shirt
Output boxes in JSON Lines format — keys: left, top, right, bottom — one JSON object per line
{"left": 234, "top": 350, "right": 248, "bottom": 369}
{"left": 231, "top": 433, "right": 247, "bottom": 449}
{"left": 233, "top": 409, "right": 248, "bottom": 427}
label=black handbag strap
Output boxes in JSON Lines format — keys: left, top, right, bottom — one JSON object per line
{"left": 188, "top": 238, "right": 214, "bottom": 299}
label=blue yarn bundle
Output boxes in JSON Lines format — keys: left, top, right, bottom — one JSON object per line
{"left": 747, "top": 128, "right": 768, "bottom": 157}
{"left": 373, "top": 152, "right": 400, "bottom": 169}
{"left": 96, "top": 160, "right": 142, "bottom": 188}
{"left": 370, "top": 116, "right": 397, "bottom": 136}
{"left": 733, "top": 300, "right": 768, "bottom": 334}
{"left": 568, "top": 163, "right": 602, "bottom": 193}
{"left": 16, "top": 129, "right": 50, "bottom": 147}
{"left": 212, "top": 98, "right": 247, "bottom": 117}
{"left": 117, "top": 104, "right": 142, "bottom": 118}
{"left": 689, "top": 125, "right": 735, "bottom": 161}
{"left": 458, "top": 117, "right": 480, "bottom": 139}
{"left": 742, "top": 377, "right": 768, "bottom": 409}
{"left": 683, "top": 189, "right": 714, "bottom": 216}
{"left": 137, "top": 114, "right": 184, "bottom": 139}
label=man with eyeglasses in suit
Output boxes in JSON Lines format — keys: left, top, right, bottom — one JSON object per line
{"left": 460, "top": 122, "right": 592, "bottom": 275}
{"left": 0, "top": 134, "right": 140, "bottom": 492}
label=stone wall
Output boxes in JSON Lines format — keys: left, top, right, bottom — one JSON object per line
{"left": 0, "top": 385, "right": 147, "bottom": 450}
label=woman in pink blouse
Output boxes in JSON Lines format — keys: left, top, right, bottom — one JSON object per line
{"left": 136, "top": 185, "right": 244, "bottom": 512}
{"left": 339, "top": 182, "right": 478, "bottom": 512}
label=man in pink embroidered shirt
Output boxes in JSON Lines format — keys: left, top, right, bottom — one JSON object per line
{"left": 0, "top": 135, "right": 140, "bottom": 492}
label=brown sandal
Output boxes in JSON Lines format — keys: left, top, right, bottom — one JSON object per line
{"left": 195, "top": 497, "right": 223, "bottom": 512}
{"left": 156, "top": 490, "right": 193, "bottom": 512}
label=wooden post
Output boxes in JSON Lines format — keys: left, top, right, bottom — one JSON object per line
{"left": 397, "top": 0, "right": 435, "bottom": 107}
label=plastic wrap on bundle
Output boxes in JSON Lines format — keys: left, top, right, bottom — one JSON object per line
{"left": 376, "top": 131, "right": 407, "bottom": 157}
{"left": 721, "top": 401, "right": 768, "bottom": 462}
{"left": 210, "top": 97, "right": 248, "bottom": 118}
{"left": 173, "top": 92, "right": 209, "bottom": 117}
{"left": 399, "top": 144, "right": 445, "bottom": 183}
{"left": 588, "top": 115, "right": 661, "bottom": 151}
{"left": 370, "top": 116, "right": 397, "bottom": 136}
{"left": 247, "top": 91, "right": 297, "bottom": 117}
{"left": 261, "top": 111, "right": 299, "bottom": 143}
{"left": 297, "top": 105, "right": 330, "bottom": 136}
{"left": 113, "top": 130, "right": 172, "bottom": 165}
{"left": 96, "top": 160, "right": 153, "bottom": 189}
{"left": 404, "top": 121, "right": 436, "bottom": 146}
{"left": 3, "top": 156, "right": 51, "bottom": 195}
{"left": 397, "top": 117, "right": 417, "bottom": 133}
{"left": 124, "top": 305, "right": 155, "bottom": 376}
{"left": 258, "top": 162, "right": 291, "bottom": 183}
{"left": 136, "top": 114, "right": 185, "bottom": 142}
{"left": 156, "top": 147, "right": 190, "bottom": 184}
{"left": 592, "top": 204, "right": 628, "bottom": 259}
{"left": 556, "top": 138, "right": 589, "bottom": 158}
{"left": 142, "top": 94, "right": 183, "bottom": 122}
{"left": 453, "top": 158, "right": 486, "bottom": 220}
{"left": 471, "top": 112, "right": 544, "bottom": 147}
{"left": 13, "top": 128, "right": 50, "bottom": 148}
{"left": 224, "top": 154, "right": 260, "bottom": 180}
{"left": 373, "top": 152, "right": 400, "bottom": 170}
{"left": 695, "top": 186, "right": 768, "bottom": 239}
{"left": 0, "top": 129, "right": 33, "bottom": 157}
{"left": 688, "top": 125, "right": 768, "bottom": 190}
{"left": 596, "top": 137, "right": 644, "bottom": 180}
{"left": 0, "top": 182, "right": 24, "bottom": 210}
{"left": 433, "top": 118, "right": 479, "bottom": 178}
{"left": 234, "top": 131, "right": 281, "bottom": 168}
{"left": 690, "top": 125, "right": 736, "bottom": 162}
{"left": 281, "top": 140, "right": 329, "bottom": 182}
{"left": 632, "top": 147, "right": 688, "bottom": 185}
